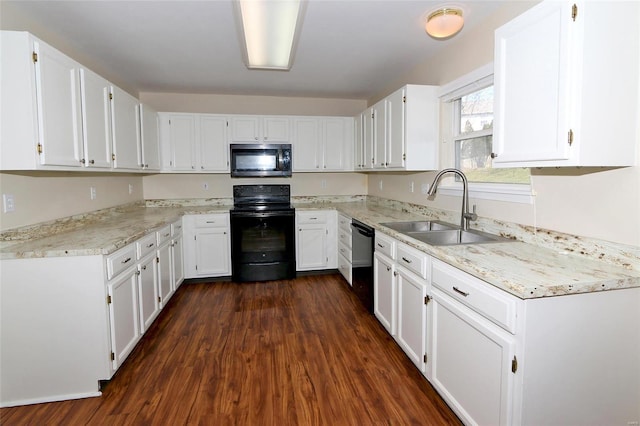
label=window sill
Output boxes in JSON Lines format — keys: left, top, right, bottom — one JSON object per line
{"left": 438, "top": 183, "right": 534, "bottom": 204}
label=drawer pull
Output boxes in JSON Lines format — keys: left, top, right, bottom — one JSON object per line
{"left": 340, "top": 248, "right": 345, "bottom": 253}
{"left": 377, "top": 243, "right": 385, "bottom": 248}
{"left": 453, "top": 286, "right": 469, "bottom": 297}
{"left": 163, "top": 233, "right": 170, "bottom": 237}
{"left": 401, "top": 257, "right": 412, "bottom": 264}
{"left": 146, "top": 243, "right": 155, "bottom": 248}
{"left": 121, "top": 257, "right": 132, "bottom": 264}
{"left": 206, "top": 221, "right": 216, "bottom": 224}
{"left": 309, "top": 217, "right": 318, "bottom": 220}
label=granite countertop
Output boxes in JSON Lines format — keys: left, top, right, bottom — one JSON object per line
{"left": 2, "top": 200, "right": 639, "bottom": 300}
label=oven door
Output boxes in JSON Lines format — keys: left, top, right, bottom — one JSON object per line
{"left": 230, "top": 210, "right": 296, "bottom": 282}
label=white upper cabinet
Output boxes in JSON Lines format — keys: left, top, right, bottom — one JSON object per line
{"left": 493, "top": 1, "right": 640, "bottom": 167}
{"left": 110, "top": 85, "right": 141, "bottom": 170}
{"left": 229, "top": 115, "right": 289, "bottom": 143}
{"left": 292, "top": 116, "right": 353, "bottom": 172}
{"left": 80, "top": 68, "right": 112, "bottom": 169}
{"left": 1, "top": 32, "right": 84, "bottom": 170}
{"left": 138, "top": 104, "right": 161, "bottom": 171}
{"left": 358, "top": 84, "right": 439, "bottom": 171}
{"left": 159, "top": 113, "right": 229, "bottom": 172}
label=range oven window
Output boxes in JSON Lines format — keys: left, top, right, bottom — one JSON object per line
{"left": 232, "top": 214, "right": 293, "bottom": 264}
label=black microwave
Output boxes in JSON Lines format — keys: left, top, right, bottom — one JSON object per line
{"left": 230, "top": 144, "right": 292, "bottom": 177}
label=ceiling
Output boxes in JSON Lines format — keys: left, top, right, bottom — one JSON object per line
{"left": 3, "top": 0, "right": 504, "bottom": 100}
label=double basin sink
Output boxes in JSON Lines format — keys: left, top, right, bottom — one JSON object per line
{"left": 380, "top": 220, "right": 514, "bottom": 246}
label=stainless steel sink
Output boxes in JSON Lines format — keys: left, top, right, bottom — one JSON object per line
{"left": 408, "top": 229, "right": 514, "bottom": 246}
{"left": 380, "top": 221, "right": 514, "bottom": 246}
{"left": 380, "top": 220, "right": 458, "bottom": 233}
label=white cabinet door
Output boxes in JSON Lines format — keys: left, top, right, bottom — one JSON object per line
{"left": 386, "top": 87, "right": 405, "bottom": 169}
{"left": 292, "top": 117, "right": 321, "bottom": 171}
{"left": 171, "top": 233, "right": 184, "bottom": 289}
{"left": 107, "top": 269, "right": 140, "bottom": 370}
{"left": 110, "top": 85, "right": 140, "bottom": 170}
{"left": 396, "top": 267, "right": 428, "bottom": 372}
{"left": 493, "top": 1, "right": 571, "bottom": 164}
{"left": 363, "top": 108, "right": 374, "bottom": 170}
{"left": 263, "top": 117, "right": 289, "bottom": 142}
{"left": 373, "top": 100, "right": 386, "bottom": 168}
{"left": 79, "top": 68, "right": 111, "bottom": 169}
{"left": 163, "top": 113, "right": 196, "bottom": 170}
{"left": 157, "top": 242, "right": 172, "bottom": 307}
{"left": 137, "top": 254, "right": 159, "bottom": 333}
{"left": 230, "top": 116, "right": 260, "bottom": 142}
{"left": 322, "top": 118, "right": 348, "bottom": 171}
{"left": 34, "top": 40, "right": 84, "bottom": 167}
{"left": 296, "top": 224, "right": 328, "bottom": 271}
{"left": 373, "top": 252, "right": 396, "bottom": 335}
{"left": 431, "top": 288, "right": 515, "bottom": 426}
{"left": 353, "top": 113, "right": 364, "bottom": 169}
{"left": 199, "top": 115, "right": 228, "bottom": 171}
{"left": 193, "top": 228, "right": 231, "bottom": 277}
{"left": 138, "top": 103, "right": 160, "bottom": 170}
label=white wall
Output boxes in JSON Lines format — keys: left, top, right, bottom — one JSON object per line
{"left": 365, "top": 1, "right": 640, "bottom": 246}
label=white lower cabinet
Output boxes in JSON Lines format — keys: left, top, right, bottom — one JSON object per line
{"left": 295, "top": 210, "right": 337, "bottom": 271}
{"left": 183, "top": 213, "right": 231, "bottom": 278}
{"left": 157, "top": 241, "right": 173, "bottom": 305}
{"left": 431, "top": 287, "right": 515, "bottom": 426}
{"left": 106, "top": 265, "right": 140, "bottom": 371}
{"left": 171, "top": 219, "right": 185, "bottom": 289}
{"left": 396, "top": 267, "right": 429, "bottom": 374}
{"left": 373, "top": 251, "right": 396, "bottom": 334}
{"left": 137, "top": 253, "right": 159, "bottom": 334}
{"left": 337, "top": 213, "right": 352, "bottom": 284}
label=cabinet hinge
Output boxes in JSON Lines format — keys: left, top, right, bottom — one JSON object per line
{"left": 402, "top": 95, "right": 406, "bottom": 103}
{"left": 568, "top": 129, "right": 574, "bottom": 146}
{"left": 158, "top": 296, "right": 161, "bottom": 303}
{"left": 511, "top": 355, "right": 518, "bottom": 373}
{"left": 402, "top": 153, "right": 406, "bottom": 161}
{"left": 32, "top": 51, "right": 38, "bottom": 63}
{"left": 156, "top": 256, "right": 160, "bottom": 263}
{"left": 571, "top": 4, "right": 578, "bottom": 21}
{"left": 112, "top": 153, "right": 116, "bottom": 161}
{"left": 36, "top": 143, "right": 43, "bottom": 154}
{"left": 111, "top": 352, "right": 115, "bottom": 361}
{"left": 109, "top": 93, "right": 113, "bottom": 101}
{"left": 424, "top": 295, "right": 431, "bottom": 305}
{"left": 195, "top": 264, "right": 198, "bottom": 271}
{"left": 107, "top": 295, "right": 112, "bottom": 304}
{"left": 423, "top": 353, "right": 428, "bottom": 363}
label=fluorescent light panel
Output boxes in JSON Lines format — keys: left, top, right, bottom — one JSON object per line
{"left": 237, "top": 0, "right": 304, "bottom": 70}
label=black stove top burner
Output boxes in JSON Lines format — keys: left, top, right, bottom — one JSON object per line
{"left": 232, "top": 184, "right": 293, "bottom": 213}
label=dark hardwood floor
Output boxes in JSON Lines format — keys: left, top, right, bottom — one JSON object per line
{"left": 1, "top": 274, "right": 461, "bottom": 425}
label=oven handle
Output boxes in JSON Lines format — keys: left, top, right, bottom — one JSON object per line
{"left": 277, "top": 149, "right": 284, "bottom": 171}
{"left": 231, "top": 210, "right": 295, "bottom": 218}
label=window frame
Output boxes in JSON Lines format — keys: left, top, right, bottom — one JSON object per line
{"left": 438, "top": 63, "right": 534, "bottom": 204}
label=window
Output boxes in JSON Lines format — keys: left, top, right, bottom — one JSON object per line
{"left": 439, "top": 64, "right": 533, "bottom": 203}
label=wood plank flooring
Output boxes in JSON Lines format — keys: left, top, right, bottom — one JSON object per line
{"left": 1, "top": 274, "right": 461, "bottom": 425}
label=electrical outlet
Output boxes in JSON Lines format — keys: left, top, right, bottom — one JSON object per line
{"left": 3, "top": 194, "right": 15, "bottom": 213}
{"left": 421, "top": 183, "right": 430, "bottom": 194}
{"left": 321, "top": 179, "right": 327, "bottom": 189}
{"left": 202, "top": 182, "right": 209, "bottom": 190}
{"left": 90, "top": 187, "right": 97, "bottom": 200}
{"left": 128, "top": 184, "right": 134, "bottom": 195}
{"left": 379, "top": 180, "right": 383, "bottom": 190}
{"left": 410, "top": 182, "right": 414, "bottom": 193}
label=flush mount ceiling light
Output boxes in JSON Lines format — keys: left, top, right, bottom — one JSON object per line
{"left": 425, "top": 7, "right": 464, "bottom": 39}
{"left": 234, "top": 0, "right": 306, "bottom": 70}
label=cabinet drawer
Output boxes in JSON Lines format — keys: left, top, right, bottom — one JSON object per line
{"left": 137, "top": 233, "right": 157, "bottom": 259}
{"left": 338, "top": 241, "right": 352, "bottom": 263}
{"left": 297, "top": 210, "right": 328, "bottom": 224}
{"left": 338, "top": 226, "right": 352, "bottom": 249}
{"left": 106, "top": 244, "right": 136, "bottom": 280}
{"left": 193, "top": 213, "right": 229, "bottom": 228}
{"left": 338, "top": 253, "right": 352, "bottom": 285}
{"left": 156, "top": 225, "right": 172, "bottom": 246}
{"left": 171, "top": 219, "right": 183, "bottom": 236}
{"left": 338, "top": 214, "right": 352, "bottom": 232}
{"left": 396, "top": 243, "right": 428, "bottom": 279}
{"left": 375, "top": 233, "right": 396, "bottom": 260}
{"left": 432, "top": 259, "right": 518, "bottom": 333}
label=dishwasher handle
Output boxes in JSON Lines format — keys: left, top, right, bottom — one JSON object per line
{"left": 351, "top": 221, "right": 374, "bottom": 238}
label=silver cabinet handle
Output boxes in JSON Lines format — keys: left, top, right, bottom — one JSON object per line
{"left": 377, "top": 243, "right": 384, "bottom": 248}
{"left": 402, "top": 257, "right": 412, "bottom": 263}
{"left": 146, "top": 243, "right": 154, "bottom": 248}
{"left": 453, "top": 286, "right": 469, "bottom": 297}
{"left": 164, "top": 233, "right": 170, "bottom": 237}
{"left": 121, "top": 257, "right": 132, "bottom": 264}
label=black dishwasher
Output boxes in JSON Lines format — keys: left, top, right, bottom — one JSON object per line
{"left": 350, "top": 219, "right": 374, "bottom": 313}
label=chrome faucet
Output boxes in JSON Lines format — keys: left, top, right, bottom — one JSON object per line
{"left": 427, "top": 168, "right": 477, "bottom": 231}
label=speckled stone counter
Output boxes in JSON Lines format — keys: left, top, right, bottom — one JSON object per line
{"left": 2, "top": 197, "right": 639, "bottom": 300}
